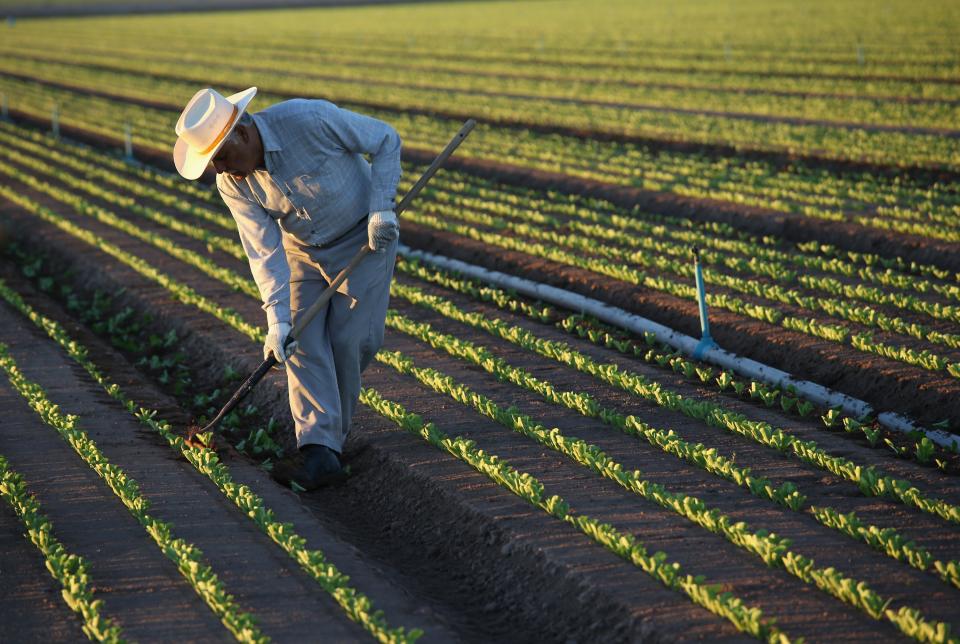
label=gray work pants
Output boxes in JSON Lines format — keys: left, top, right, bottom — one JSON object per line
{"left": 281, "top": 216, "right": 397, "bottom": 453}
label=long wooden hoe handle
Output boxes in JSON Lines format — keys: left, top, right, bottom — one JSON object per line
{"left": 195, "top": 119, "right": 477, "bottom": 436}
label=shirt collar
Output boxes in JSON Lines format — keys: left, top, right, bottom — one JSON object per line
{"left": 251, "top": 111, "right": 282, "bottom": 173}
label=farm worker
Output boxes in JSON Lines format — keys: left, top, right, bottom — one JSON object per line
{"left": 173, "top": 87, "right": 401, "bottom": 490}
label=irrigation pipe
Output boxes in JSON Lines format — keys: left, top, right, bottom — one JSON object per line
{"left": 398, "top": 244, "right": 960, "bottom": 449}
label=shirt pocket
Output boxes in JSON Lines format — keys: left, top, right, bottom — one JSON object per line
{"left": 286, "top": 161, "right": 338, "bottom": 212}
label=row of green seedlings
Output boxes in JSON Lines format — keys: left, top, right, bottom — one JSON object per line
{"left": 569, "top": 315, "right": 953, "bottom": 466}
{"left": 5, "top": 69, "right": 960, "bottom": 251}
{"left": 0, "top": 455, "right": 124, "bottom": 642}
{"left": 394, "top": 256, "right": 959, "bottom": 467}
{"left": 11, "top": 135, "right": 932, "bottom": 640}
{"left": 10, "top": 117, "right": 958, "bottom": 330}
{"left": 0, "top": 198, "right": 421, "bottom": 643}
{"left": 2, "top": 112, "right": 945, "bottom": 290}
{"left": 390, "top": 176, "right": 960, "bottom": 354}
{"left": 0, "top": 153, "right": 257, "bottom": 294}
{"left": 0, "top": 200, "right": 787, "bottom": 644}
{"left": 13, "top": 31, "right": 959, "bottom": 88}
{"left": 11, "top": 242, "right": 285, "bottom": 463}
{"left": 3, "top": 48, "right": 957, "bottom": 185}
{"left": 400, "top": 191, "right": 960, "bottom": 380}
{"left": 387, "top": 269, "right": 960, "bottom": 527}
{"left": 387, "top": 284, "right": 960, "bottom": 589}
{"left": 371, "top": 338, "right": 954, "bottom": 642}
{"left": 0, "top": 142, "right": 846, "bottom": 473}
{"left": 569, "top": 217, "right": 960, "bottom": 333}
{"left": 0, "top": 344, "right": 267, "bottom": 643}
{"left": 380, "top": 298, "right": 960, "bottom": 597}
{"left": 9, "top": 131, "right": 960, "bottom": 389}
{"left": 387, "top": 145, "right": 960, "bottom": 283}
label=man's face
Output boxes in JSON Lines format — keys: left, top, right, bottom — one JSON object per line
{"left": 211, "top": 126, "right": 256, "bottom": 181}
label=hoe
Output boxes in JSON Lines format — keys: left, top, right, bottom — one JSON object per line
{"left": 185, "top": 119, "right": 476, "bottom": 449}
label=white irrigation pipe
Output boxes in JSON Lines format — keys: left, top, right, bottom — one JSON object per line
{"left": 399, "top": 245, "right": 960, "bottom": 450}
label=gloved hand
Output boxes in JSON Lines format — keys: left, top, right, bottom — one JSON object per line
{"left": 263, "top": 321, "right": 298, "bottom": 363}
{"left": 367, "top": 210, "right": 399, "bottom": 253}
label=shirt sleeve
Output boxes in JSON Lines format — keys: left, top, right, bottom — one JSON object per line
{"left": 312, "top": 103, "right": 402, "bottom": 215}
{"left": 217, "top": 176, "right": 291, "bottom": 327}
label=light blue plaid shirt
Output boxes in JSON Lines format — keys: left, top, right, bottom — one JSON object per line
{"left": 216, "top": 98, "right": 402, "bottom": 326}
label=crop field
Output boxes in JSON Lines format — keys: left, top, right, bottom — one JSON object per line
{"left": 0, "top": 0, "right": 958, "bottom": 642}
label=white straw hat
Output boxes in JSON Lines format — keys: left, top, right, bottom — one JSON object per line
{"left": 173, "top": 86, "right": 257, "bottom": 180}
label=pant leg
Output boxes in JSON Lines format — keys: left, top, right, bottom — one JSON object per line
{"left": 284, "top": 245, "right": 343, "bottom": 452}
{"left": 326, "top": 235, "right": 398, "bottom": 444}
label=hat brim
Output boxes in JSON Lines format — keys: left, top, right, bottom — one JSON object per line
{"left": 173, "top": 87, "right": 257, "bottom": 180}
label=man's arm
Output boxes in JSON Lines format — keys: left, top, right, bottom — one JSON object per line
{"left": 217, "top": 177, "right": 291, "bottom": 327}
{"left": 311, "top": 103, "right": 402, "bottom": 215}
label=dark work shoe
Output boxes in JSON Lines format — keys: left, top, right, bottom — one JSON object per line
{"left": 271, "top": 444, "right": 347, "bottom": 491}
{"left": 302, "top": 444, "right": 343, "bottom": 480}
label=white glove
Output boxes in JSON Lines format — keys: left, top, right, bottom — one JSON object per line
{"left": 263, "top": 322, "right": 298, "bottom": 363}
{"left": 367, "top": 210, "right": 399, "bottom": 253}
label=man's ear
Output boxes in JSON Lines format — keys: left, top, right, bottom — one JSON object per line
{"left": 236, "top": 123, "right": 250, "bottom": 144}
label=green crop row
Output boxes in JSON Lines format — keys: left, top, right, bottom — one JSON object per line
{"left": 3, "top": 118, "right": 955, "bottom": 443}
{"left": 71, "top": 113, "right": 960, "bottom": 304}
{"left": 0, "top": 155, "right": 256, "bottom": 297}
{"left": 811, "top": 506, "right": 960, "bottom": 590}
{"left": 19, "top": 4, "right": 960, "bottom": 83}
{"left": 0, "top": 344, "right": 267, "bottom": 642}
{"left": 0, "top": 131, "right": 238, "bottom": 235}
{"left": 29, "top": 158, "right": 935, "bottom": 598}
{"left": 9, "top": 116, "right": 958, "bottom": 324}
{"left": 409, "top": 169, "right": 960, "bottom": 315}
{"left": 0, "top": 455, "right": 124, "bottom": 642}
{"left": 5, "top": 142, "right": 952, "bottom": 540}
{"left": 385, "top": 307, "right": 804, "bottom": 510}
